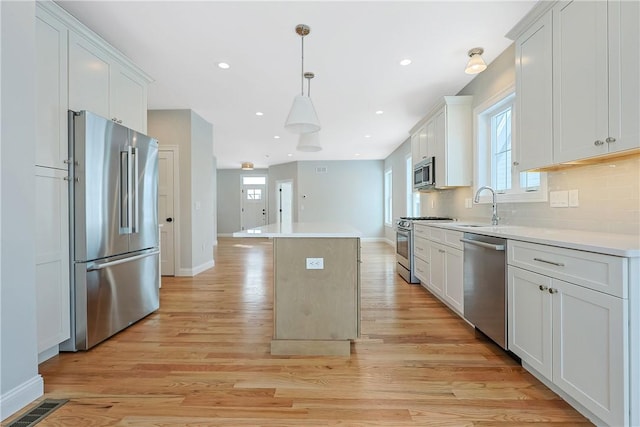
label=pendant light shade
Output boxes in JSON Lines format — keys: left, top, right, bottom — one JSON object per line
{"left": 241, "top": 162, "right": 254, "bottom": 170}
{"left": 284, "top": 24, "right": 321, "bottom": 134}
{"left": 465, "top": 47, "right": 487, "bottom": 74}
{"left": 296, "top": 131, "right": 321, "bottom": 152}
{"left": 285, "top": 95, "right": 321, "bottom": 134}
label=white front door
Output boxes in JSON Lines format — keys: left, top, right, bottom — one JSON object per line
{"left": 158, "top": 149, "right": 176, "bottom": 276}
{"left": 241, "top": 175, "right": 267, "bottom": 230}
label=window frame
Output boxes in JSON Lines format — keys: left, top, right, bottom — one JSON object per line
{"left": 473, "top": 85, "right": 548, "bottom": 204}
{"left": 384, "top": 168, "right": 393, "bottom": 226}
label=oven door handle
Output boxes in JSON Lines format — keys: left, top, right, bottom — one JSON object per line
{"left": 460, "top": 238, "right": 505, "bottom": 251}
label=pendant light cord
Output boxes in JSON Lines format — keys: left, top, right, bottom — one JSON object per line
{"left": 300, "top": 36, "right": 305, "bottom": 95}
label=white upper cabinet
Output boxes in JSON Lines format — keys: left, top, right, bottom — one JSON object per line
{"left": 510, "top": 0, "right": 639, "bottom": 168}
{"left": 515, "top": 10, "right": 553, "bottom": 171}
{"left": 410, "top": 96, "right": 472, "bottom": 187}
{"left": 36, "top": 8, "right": 68, "bottom": 170}
{"left": 553, "top": 0, "right": 610, "bottom": 162}
{"left": 69, "top": 31, "right": 149, "bottom": 133}
{"left": 68, "top": 31, "right": 111, "bottom": 120}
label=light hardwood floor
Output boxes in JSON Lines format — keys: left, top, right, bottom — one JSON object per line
{"left": 16, "top": 238, "right": 591, "bottom": 426}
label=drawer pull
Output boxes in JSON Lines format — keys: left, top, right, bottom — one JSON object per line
{"left": 533, "top": 257, "right": 565, "bottom": 267}
{"left": 539, "top": 285, "right": 548, "bottom": 291}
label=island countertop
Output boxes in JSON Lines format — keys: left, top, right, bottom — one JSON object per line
{"left": 232, "top": 222, "right": 362, "bottom": 238}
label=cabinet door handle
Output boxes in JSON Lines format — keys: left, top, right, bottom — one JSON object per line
{"left": 533, "top": 257, "right": 565, "bottom": 267}
{"left": 539, "top": 285, "right": 548, "bottom": 291}
{"left": 513, "top": 161, "right": 520, "bottom": 166}
{"left": 594, "top": 140, "right": 605, "bottom": 146}
{"left": 548, "top": 288, "right": 558, "bottom": 294}
{"left": 605, "top": 137, "right": 616, "bottom": 143}
{"left": 438, "top": 249, "right": 445, "bottom": 253}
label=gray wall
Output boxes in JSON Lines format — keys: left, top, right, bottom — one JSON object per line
{"left": 189, "top": 112, "right": 215, "bottom": 268}
{"left": 297, "top": 160, "right": 384, "bottom": 238}
{"left": 216, "top": 168, "right": 269, "bottom": 234}
{"left": 383, "top": 138, "right": 412, "bottom": 243}
{"left": 1, "top": 0, "right": 43, "bottom": 420}
{"left": 217, "top": 160, "right": 385, "bottom": 238}
{"left": 148, "top": 109, "right": 215, "bottom": 275}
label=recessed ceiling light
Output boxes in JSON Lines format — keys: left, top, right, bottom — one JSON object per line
{"left": 287, "top": 153, "right": 293, "bottom": 157}
{"left": 400, "top": 59, "right": 412, "bottom": 66}
{"left": 256, "top": 112, "right": 264, "bottom": 116}
{"left": 217, "top": 62, "right": 230, "bottom": 69}
{"left": 375, "top": 110, "right": 384, "bottom": 115}
{"left": 355, "top": 153, "right": 361, "bottom": 157}
{"left": 364, "top": 134, "right": 372, "bottom": 139}
{"left": 274, "top": 135, "right": 280, "bottom": 139}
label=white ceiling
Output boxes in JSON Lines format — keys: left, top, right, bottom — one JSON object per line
{"left": 56, "top": 1, "right": 536, "bottom": 169}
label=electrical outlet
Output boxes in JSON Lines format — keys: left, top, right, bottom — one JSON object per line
{"left": 550, "top": 190, "right": 569, "bottom": 208}
{"left": 569, "top": 189, "right": 579, "bottom": 207}
{"left": 465, "top": 198, "right": 472, "bottom": 208}
{"left": 306, "top": 257, "right": 324, "bottom": 270}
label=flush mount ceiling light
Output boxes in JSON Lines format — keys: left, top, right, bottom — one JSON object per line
{"left": 217, "top": 62, "right": 230, "bottom": 69}
{"left": 399, "top": 59, "right": 412, "bottom": 66}
{"left": 284, "top": 24, "right": 321, "bottom": 134}
{"left": 465, "top": 47, "right": 487, "bottom": 74}
{"left": 296, "top": 130, "right": 321, "bottom": 152}
{"left": 241, "top": 162, "right": 254, "bottom": 170}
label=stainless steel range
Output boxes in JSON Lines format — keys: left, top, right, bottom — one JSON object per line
{"left": 395, "top": 217, "right": 452, "bottom": 284}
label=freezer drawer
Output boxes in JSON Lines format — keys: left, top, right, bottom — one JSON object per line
{"left": 73, "top": 249, "right": 159, "bottom": 350}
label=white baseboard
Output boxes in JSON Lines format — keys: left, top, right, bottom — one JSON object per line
{"left": 0, "top": 375, "right": 44, "bottom": 421}
{"left": 176, "top": 259, "right": 215, "bottom": 277}
{"left": 37, "top": 345, "right": 59, "bottom": 364}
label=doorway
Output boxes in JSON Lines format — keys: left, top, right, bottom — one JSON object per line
{"left": 276, "top": 180, "right": 293, "bottom": 225}
{"left": 240, "top": 175, "right": 267, "bottom": 230}
{"left": 158, "top": 147, "right": 179, "bottom": 276}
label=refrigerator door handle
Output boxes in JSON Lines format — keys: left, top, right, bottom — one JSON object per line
{"left": 120, "top": 147, "right": 134, "bottom": 234}
{"left": 132, "top": 146, "right": 139, "bottom": 233}
{"left": 87, "top": 249, "right": 160, "bottom": 271}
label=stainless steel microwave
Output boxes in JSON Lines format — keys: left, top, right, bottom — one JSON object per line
{"left": 413, "top": 157, "right": 435, "bottom": 189}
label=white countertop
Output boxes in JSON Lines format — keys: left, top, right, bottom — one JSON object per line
{"left": 420, "top": 222, "right": 640, "bottom": 257}
{"left": 232, "top": 222, "right": 362, "bottom": 238}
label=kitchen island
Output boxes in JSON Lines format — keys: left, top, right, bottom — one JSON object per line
{"left": 233, "top": 223, "right": 362, "bottom": 356}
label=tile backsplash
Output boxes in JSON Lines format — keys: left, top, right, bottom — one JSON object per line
{"left": 420, "top": 155, "right": 640, "bottom": 236}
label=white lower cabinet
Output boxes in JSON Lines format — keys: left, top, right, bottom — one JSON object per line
{"left": 414, "top": 224, "right": 464, "bottom": 316}
{"left": 508, "top": 241, "right": 628, "bottom": 427}
{"left": 35, "top": 167, "right": 70, "bottom": 355}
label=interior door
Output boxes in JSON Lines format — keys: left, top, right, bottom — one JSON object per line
{"left": 158, "top": 149, "right": 176, "bottom": 275}
{"left": 277, "top": 180, "right": 293, "bottom": 225}
{"left": 241, "top": 175, "right": 267, "bottom": 230}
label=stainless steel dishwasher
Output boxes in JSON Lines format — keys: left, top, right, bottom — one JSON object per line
{"left": 461, "top": 232, "right": 508, "bottom": 349}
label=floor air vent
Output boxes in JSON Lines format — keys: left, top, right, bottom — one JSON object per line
{"left": 7, "top": 399, "right": 68, "bottom": 427}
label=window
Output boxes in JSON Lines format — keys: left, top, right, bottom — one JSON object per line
{"left": 475, "top": 87, "right": 547, "bottom": 203}
{"left": 242, "top": 176, "right": 266, "bottom": 185}
{"left": 384, "top": 169, "right": 392, "bottom": 225}
{"left": 246, "top": 189, "right": 262, "bottom": 200}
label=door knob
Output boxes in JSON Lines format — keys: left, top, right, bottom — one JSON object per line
{"left": 166, "top": 217, "right": 173, "bottom": 223}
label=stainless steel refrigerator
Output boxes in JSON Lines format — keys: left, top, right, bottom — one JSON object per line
{"left": 61, "top": 110, "right": 160, "bottom": 351}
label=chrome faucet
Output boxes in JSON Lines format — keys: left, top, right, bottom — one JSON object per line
{"left": 474, "top": 186, "right": 500, "bottom": 225}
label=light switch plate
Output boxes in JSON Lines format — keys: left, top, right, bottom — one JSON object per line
{"left": 550, "top": 190, "right": 569, "bottom": 208}
{"left": 465, "top": 198, "right": 472, "bottom": 209}
{"left": 306, "top": 257, "right": 324, "bottom": 270}
{"left": 569, "top": 189, "right": 579, "bottom": 207}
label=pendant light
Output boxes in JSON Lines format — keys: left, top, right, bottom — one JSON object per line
{"left": 465, "top": 47, "right": 487, "bottom": 74}
{"left": 284, "top": 24, "right": 321, "bottom": 134}
{"left": 297, "top": 131, "right": 321, "bottom": 152}
{"left": 241, "top": 162, "right": 254, "bottom": 170}
{"left": 295, "top": 72, "right": 322, "bottom": 151}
